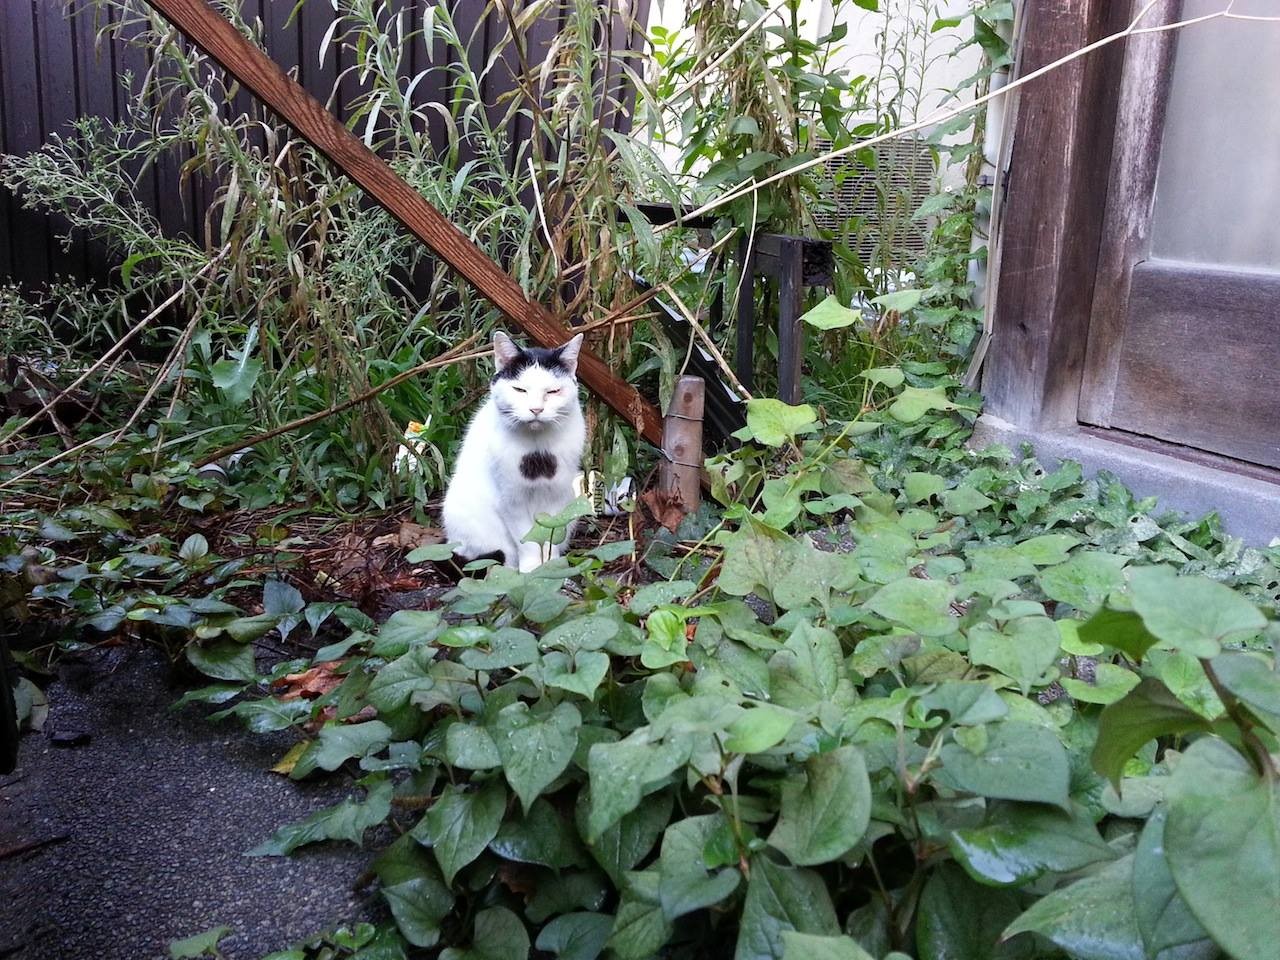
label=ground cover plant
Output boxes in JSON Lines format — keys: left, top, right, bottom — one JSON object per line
{"left": 150, "top": 374, "right": 1277, "bottom": 960}
{"left": 3, "top": 2, "right": 1280, "bottom": 960}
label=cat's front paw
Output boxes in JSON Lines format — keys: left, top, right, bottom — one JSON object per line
{"left": 517, "top": 543, "right": 546, "bottom": 574}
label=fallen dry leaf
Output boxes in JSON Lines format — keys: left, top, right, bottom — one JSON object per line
{"left": 273, "top": 661, "right": 344, "bottom": 701}
{"left": 641, "top": 488, "right": 687, "bottom": 533}
{"left": 270, "top": 740, "right": 309, "bottom": 776}
{"left": 495, "top": 863, "right": 541, "bottom": 898}
{"left": 372, "top": 521, "right": 446, "bottom": 551}
{"left": 330, "top": 530, "right": 373, "bottom": 582}
{"left": 304, "top": 703, "right": 378, "bottom": 735}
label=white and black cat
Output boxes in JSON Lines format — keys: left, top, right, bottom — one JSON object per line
{"left": 443, "top": 330, "right": 586, "bottom": 572}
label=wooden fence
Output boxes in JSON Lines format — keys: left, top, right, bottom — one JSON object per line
{"left": 0, "top": 0, "right": 650, "bottom": 290}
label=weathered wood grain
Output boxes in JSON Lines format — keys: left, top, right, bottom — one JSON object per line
{"left": 1108, "top": 261, "right": 1280, "bottom": 468}
{"left": 1, "top": 1, "right": 649, "bottom": 292}
{"left": 982, "top": 0, "right": 1129, "bottom": 428}
{"left": 35, "top": 0, "right": 87, "bottom": 280}
{"left": 140, "top": 0, "right": 661, "bottom": 445}
{"left": 659, "top": 375, "right": 705, "bottom": 511}
{"left": 0, "top": 26, "right": 8, "bottom": 282}
{"left": 2, "top": 0, "right": 50, "bottom": 285}
{"left": 71, "top": 0, "right": 125, "bottom": 280}
{"left": 1077, "top": 0, "right": 1183, "bottom": 427}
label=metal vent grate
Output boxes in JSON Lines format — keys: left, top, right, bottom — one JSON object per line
{"left": 811, "top": 136, "right": 936, "bottom": 267}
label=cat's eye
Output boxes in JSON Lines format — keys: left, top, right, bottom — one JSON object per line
{"left": 546, "top": 388, "right": 561, "bottom": 395}
{"left": 512, "top": 386, "right": 527, "bottom": 393}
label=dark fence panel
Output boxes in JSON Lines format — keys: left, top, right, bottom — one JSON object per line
{"left": 0, "top": 0, "right": 650, "bottom": 290}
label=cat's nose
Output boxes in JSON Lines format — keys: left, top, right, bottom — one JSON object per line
{"left": 529, "top": 407, "right": 544, "bottom": 416}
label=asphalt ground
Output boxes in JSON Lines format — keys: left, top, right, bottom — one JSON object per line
{"left": 0, "top": 646, "right": 373, "bottom": 960}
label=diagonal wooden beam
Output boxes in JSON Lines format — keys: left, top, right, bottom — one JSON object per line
{"left": 141, "top": 0, "right": 662, "bottom": 446}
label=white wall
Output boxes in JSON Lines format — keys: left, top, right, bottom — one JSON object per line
{"left": 646, "top": 0, "right": 982, "bottom": 130}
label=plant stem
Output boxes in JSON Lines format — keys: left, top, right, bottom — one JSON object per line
{"left": 1203, "top": 659, "right": 1277, "bottom": 780}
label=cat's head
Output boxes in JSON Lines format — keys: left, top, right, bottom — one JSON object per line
{"left": 490, "top": 330, "right": 584, "bottom": 430}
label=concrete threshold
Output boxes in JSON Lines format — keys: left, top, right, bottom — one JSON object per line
{"left": 971, "top": 414, "right": 1280, "bottom": 545}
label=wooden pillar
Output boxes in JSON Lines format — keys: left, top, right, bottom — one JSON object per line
{"left": 982, "top": 0, "right": 1130, "bottom": 429}
{"left": 659, "top": 376, "right": 705, "bottom": 511}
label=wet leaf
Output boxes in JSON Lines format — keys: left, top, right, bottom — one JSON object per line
{"left": 490, "top": 701, "right": 581, "bottom": 811}
{"left": 722, "top": 704, "right": 796, "bottom": 754}
{"left": 416, "top": 779, "right": 508, "bottom": 885}
{"left": 186, "top": 641, "right": 256, "bottom": 683}
{"left": 535, "top": 912, "right": 613, "bottom": 960}
{"left": 1038, "top": 552, "right": 1127, "bottom": 613}
{"left": 1130, "top": 566, "right": 1266, "bottom": 658}
{"left": 440, "top": 906, "right": 530, "bottom": 960}
{"left": 781, "top": 933, "right": 874, "bottom": 960}
{"left": 937, "top": 722, "right": 1070, "bottom": 809}
{"left": 1091, "top": 679, "right": 1210, "bottom": 787}
{"left": 658, "top": 815, "right": 741, "bottom": 919}
{"left": 949, "top": 803, "right": 1115, "bottom": 887}
{"left": 735, "top": 855, "right": 838, "bottom": 960}
{"left": 968, "top": 617, "right": 1060, "bottom": 695}
{"left": 292, "top": 720, "right": 392, "bottom": 779}
{"left": 918, "top": 863, "right": 1031, "bottom": 960}
{"left": 586, "top": 734, "right": 688, "bottom": 840}
{"left": 543, "top": 651, "right": 610, "bottom": 698}
{"left": 768, "top": 746, "right": 870, "bottom": 866}
{"left": 1132, "top": 807, "right": 1212, "bottom": 957}
{"left": 1004, "top": 856, "right": 1145, "bottom": 960}
{"left": 490, "top": 799, "right": 587, "bottom": 870}
{"left": 249, "top": 779, "right": 392, "bottom": 855}
{"left": 867, "top": 577, "right": 957, "bottom": 637}
{"left": 375, "top": 835, "right": 454, "bottom": 948}
{"left": 1164, "top": 738, "right": 1280, "bottom": 960}
{"left": 367, "top": 648, "right": 434, "bottom": 712}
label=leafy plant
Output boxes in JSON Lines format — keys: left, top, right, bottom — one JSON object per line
{"left": 197, "top": 375, "right": 1278, "bottom": 960}
{"left": 637, "top": 0, "right": 1008, "bottom": 417}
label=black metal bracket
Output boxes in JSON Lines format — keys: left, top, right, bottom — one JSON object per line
{"left": 635, "top": 201, "right": 835, "bottom": 407}
{"left": 728, "top": 233, "right": 834, "bottom": 404}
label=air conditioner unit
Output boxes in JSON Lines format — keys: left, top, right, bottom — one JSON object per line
{"left": 811, "top": 136, "right": 936, "bottom": 267}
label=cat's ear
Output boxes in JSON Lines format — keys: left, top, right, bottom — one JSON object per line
{"left": 492, "top": 331, "right": 521, "bottom": 371}
{"left": 557, "top": 333, "right": 584, "bottom": 377}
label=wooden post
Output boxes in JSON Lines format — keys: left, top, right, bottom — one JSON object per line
{"left": 659, "top": 376, "right": 705, "bottom": 511}
{"left": 981, "top": 0, "right": 1129, "bottom": 429}
{"left": 139, "top": 0, "right": 662, "bottom": 448}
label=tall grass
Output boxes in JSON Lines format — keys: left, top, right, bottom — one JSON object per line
{"left": 637, "top": 0, "right": 993, "bottom": 413}
{"left": 1, "top": 0, "right": 694, "bottom": 506}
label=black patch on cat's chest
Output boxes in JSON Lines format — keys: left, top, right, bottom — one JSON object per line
{"left": 519, "top": 451, "right": 557, "bottom": 480}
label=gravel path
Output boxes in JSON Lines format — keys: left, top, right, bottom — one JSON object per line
{"left": 0, "top": 647, "right": 373, "bottom": 960}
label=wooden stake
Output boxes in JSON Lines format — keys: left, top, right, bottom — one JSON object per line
{"left": 139, "top": 0, "right": 662, "bottom": 447}
{"left": 659, "top": 376, "right": 705, "bottom": 512}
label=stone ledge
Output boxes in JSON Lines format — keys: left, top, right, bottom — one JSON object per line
{"left": 970, "top": 414, "right": 1280, "bottom": 545}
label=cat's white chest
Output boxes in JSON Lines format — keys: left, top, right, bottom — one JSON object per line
{"left": 442, "top": 394, "right": 586, "bottom": 570}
